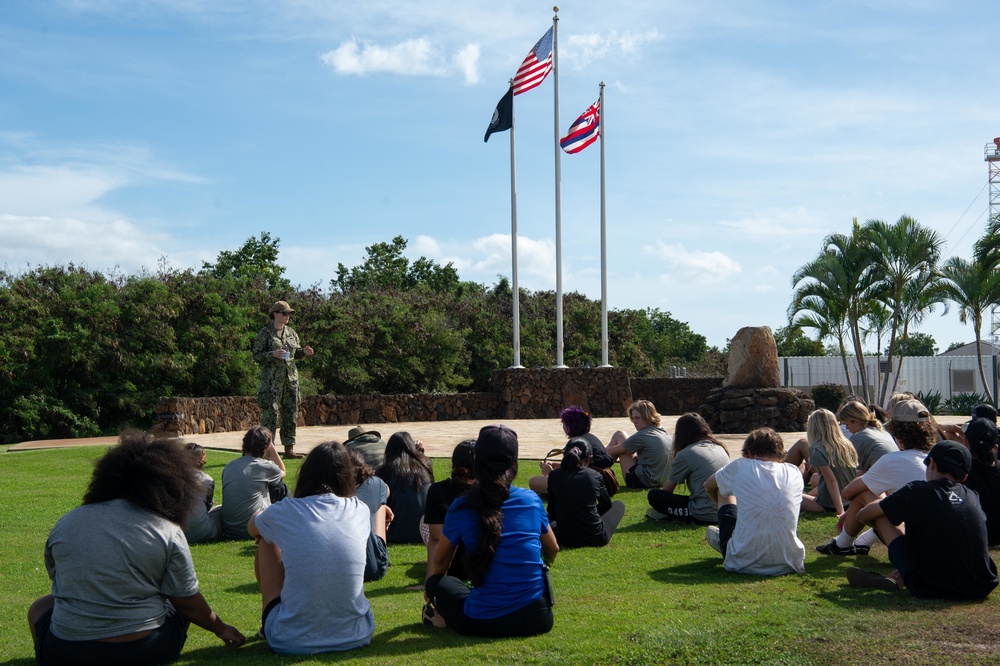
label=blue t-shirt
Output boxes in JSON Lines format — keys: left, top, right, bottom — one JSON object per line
{"left": 443, "top": 486, "right": 549, "bottom": 619}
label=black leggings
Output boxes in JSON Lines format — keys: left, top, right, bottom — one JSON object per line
{"left": 425, "top": 575, "right": 553, "bottom": 637}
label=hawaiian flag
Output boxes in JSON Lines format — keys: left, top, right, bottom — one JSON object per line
{"left": 512, "top": 28, "right": 553, "bottom": 95}
{"left": 560, "top": 100, "right": 600, "bottom": 154}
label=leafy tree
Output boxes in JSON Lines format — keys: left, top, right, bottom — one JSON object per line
{"left": 938, "top": 255, "right": 1000, "bottom": 402}
{"left": 332, "top": 235, "right": 459, "bottom": 294}
{"left": 201, "top": 231, "right": 292, "bottom": 293}
{"left": 890, "top": 332, "right": 938, "bottom": 357}
{"left": 773, "top": 325, "right": 825, "bottom": 356}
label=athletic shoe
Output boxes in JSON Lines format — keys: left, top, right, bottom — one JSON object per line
{"left": 846, "top": 567, "right": 900, "bottom": 592}
{"left": 422, "top": 602, "right": 447, "bottom": 629}
{"left": 646, "top": 507, "right": 668, "bottom": 521}
{"left": 705, "top": 525, "right": 722, "bottom": 554}
{"left": 815, "top": 538, "right": 869, "bottom": 556}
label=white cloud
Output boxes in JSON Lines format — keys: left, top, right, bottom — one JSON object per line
{"left": 0, "top": 214, "right": 169, "bottom": 274}
{"left": 563, "top": 29, "right": 662, "bottom": 68}
{"left": 645, "top": 240, "right": 742, "bottom": 284}
{"left": 320, "top": 37, "right": 480, "bottom": 84}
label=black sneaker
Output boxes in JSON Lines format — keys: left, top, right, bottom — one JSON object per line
{"left": 846, "top": 567, "right": 900, "bottom": 592}
{"left": 816, "top": 538, "right": 859, "bottom": 556}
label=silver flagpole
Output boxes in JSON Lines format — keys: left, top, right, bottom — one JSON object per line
{"left": 509, "top": 80, "right": 523, "bottom": 368}
{"left": 552, "top": 6, "right": 566, "bottom": 367}
{"left": 598, "top": 82, "right": 611, "bottom": 367}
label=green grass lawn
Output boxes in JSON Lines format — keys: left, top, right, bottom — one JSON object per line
{"left": 3, "top": 445, "right": 999, "bottom": 665}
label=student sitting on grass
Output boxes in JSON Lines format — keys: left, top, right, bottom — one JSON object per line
{"left": 529, "top": 406, "right": 613, "bottom": 495}
{"left": 846, "top": 441, "right": 999, "bottom": 598}
{"left": 182, "top": 442, "right": 223, "bottom": 544}
{"left": 221, "top": 426, "right": 288, "bottom": 540}
{"left": 816, "top": 399, "right": 933, "bottom": 556}
{"left": 424, "top": 425, "right": 559, "bottom": 636}
{"left": 423, "top": 439, "right": 477, "bottom": 580}
{"left": 703, "top": 428, "right": 806, "bottom": 576}
{"left": 346, "top": 448, "right": 392, "bottom": 582}
{"left": 546, "top": 437, "right": 626, "bottom": 548}
{"left": 646, "top": 412, "right": 730, "bottom": 524}
{"left": 797, "top": 409, "right": 858, "bottom": 515}
{"left": 606, "top": 399, "right": 673, "bottom": 489}
{"left": 29, "top": 432, "right": 245, "bottom": 666}
{"left": 248, "top": 441, "right": 374, "bottom": 654}
{"left": 963, "top": 418, "right": 1000, "bottom": 546}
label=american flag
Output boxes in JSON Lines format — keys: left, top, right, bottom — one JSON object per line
{"left": 560, "top": 100, "right": 600, "bottom": 154}
{"left": 512, "top": 28, "right": 553, "bottom": 95}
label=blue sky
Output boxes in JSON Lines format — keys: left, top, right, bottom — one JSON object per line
{"left": 1, "top": 1, "right": 998, "bottom": 351}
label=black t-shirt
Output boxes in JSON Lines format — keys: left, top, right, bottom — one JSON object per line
{"left": 965, "top": 460, "right": 1000, "bottom": 546}
{"left": 881, "top": 478, "right": 999, "bottom": 600}
{"left": 424, "top": 478, "right": 472, "bottom": 580}
{"left": 547, "top": 466, "right": 612, "bottom": 548}
{"left": 579, "top": 432, "right": 613, "bottom": 470}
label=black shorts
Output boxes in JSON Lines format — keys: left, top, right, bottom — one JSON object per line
{"left": 260, "top": 595, "right": 282, "bottom": 641}
{"left": 34, "top": 603, "right": 189, "bottom": 666}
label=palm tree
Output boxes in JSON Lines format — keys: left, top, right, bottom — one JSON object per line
{"left": 862, "top": 215, "right": 944, "bottom": 404}
{"left": 938, "top": 255, "right": 1000, "bottom": 403}
{"left": 789, "top": 220, "right": 875, "bottom": 399}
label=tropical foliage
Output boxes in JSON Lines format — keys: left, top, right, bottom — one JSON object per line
{"left": 0, "top": 234, "right": 713, "bottom": 443}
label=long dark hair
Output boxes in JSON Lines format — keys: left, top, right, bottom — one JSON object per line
{"left": 83, "top": 431, "right": 201, "bottom": 526}
{"left": 295, "top": 441, "right": 356, "bottom": 499}
{"left": 464, "top": 425, "right": 518, "bottom": 587}
{"left": 561, "top": 436, "right": 592, "bottom": 472}
{"left": 673, "top": 412, "right": 728, "bottom": 456}
{"left": 376, "top": 431, "right": 434, "bottom": 490}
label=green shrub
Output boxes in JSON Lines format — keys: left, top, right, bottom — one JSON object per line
{"left": 811, "top": 383, "right": 847, "bottom": 412}
{"left": 942, "top": 392, "right": 991, "bottom": 416}
{"left": 915, "top": 390, "right": 942, "bottom": 415}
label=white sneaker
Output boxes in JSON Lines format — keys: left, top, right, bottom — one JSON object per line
{"left": 705, "top": 526, "right": 722, "bottom": 554}
{"left": 646, "top": 507, "right": 668, "bottom": 520}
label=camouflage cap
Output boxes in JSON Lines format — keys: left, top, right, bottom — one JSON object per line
{"left": 269, "top": 300, "right": 295, "bottom": 315}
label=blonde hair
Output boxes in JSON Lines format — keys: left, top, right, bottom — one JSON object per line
{"left": 807, "top": 409, "right": 859, "bottom": 469}
{"left": 836, "top": 401, "right": 881, "bottom": 431}
{"left": 629, "top": 400, "right": 661, "bottom": 427}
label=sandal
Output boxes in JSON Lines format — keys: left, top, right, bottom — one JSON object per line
{"left": 422, "top": 602, "right": 447, "bottom": 629}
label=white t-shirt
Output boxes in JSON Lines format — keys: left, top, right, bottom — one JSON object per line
{"left": 861, "top": 448, "right": 928, "bottom": 496}
{"left": 255, "top": 494, "right": 374, "bottom": 654}
{"left": 714, "top": 458, "right": 806, "bottom": 576}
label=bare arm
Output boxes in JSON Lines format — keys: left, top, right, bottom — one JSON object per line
{"left": 264, "top": 443, "right": 286, "bottom": 477}
{"left": 540, "top": 525, "right": 559, "bottom": 566}
{"left": 817, "top": 466, "right": 845, "bottom": 515}
{"left": 167, "top": 592, "right": 245, "bottom": 648}
{"left": 704, "top": 473, "right": 720, "bottom": 507}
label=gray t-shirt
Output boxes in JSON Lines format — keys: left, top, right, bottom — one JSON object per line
{"left": 185, "top": 470, "right": 222, "bottom": 544}
{"left": 45, "top": 499, "right": 199, "bottom": 641}
{"left": 668, "top": 441, "right": 731, "bottom": 522}
{"left": 808, "top": 442, "right": 858, "bottom": 510}
{"left": 850, "top": 427, "right": 897, "bottom": 473}
{"left": 255, "top": 493, "right": 375, "bottom": 654}
{"left": 221, "top": 455, "right": 284, "bottom": 539}
{"left": 623, "top": 426, "right": 673, "bottom": 487}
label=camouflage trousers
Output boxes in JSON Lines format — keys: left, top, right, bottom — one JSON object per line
{"left": 257, "top": 377, "right": 300, "bottom": 451}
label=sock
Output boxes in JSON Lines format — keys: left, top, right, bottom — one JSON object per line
{"left": 854, "top": 528, "right": 878, "bottom": 547}
{"left": 835, "top": 530, "right": 856, "bottom": 549}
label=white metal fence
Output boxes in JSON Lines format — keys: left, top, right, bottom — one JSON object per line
{"left": 779, "top": 355, "right": 1000, "bottom": 402}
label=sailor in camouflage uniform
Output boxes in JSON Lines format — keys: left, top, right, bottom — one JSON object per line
{"left": 252, "top": 301, "right": 314, "bottom": 459}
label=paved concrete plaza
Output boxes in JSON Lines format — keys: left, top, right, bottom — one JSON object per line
{"left": 7, "top": 413, "right": 969, "bottom": 460}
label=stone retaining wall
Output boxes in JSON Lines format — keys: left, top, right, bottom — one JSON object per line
{"left": 630, "top": 377, "right": 724, "bottom": 416}
{"left": 491, "top": 367, "right": 632, "bottom": 419}
{"left": 153, "top": 368, "right": 721, "bottom": 436}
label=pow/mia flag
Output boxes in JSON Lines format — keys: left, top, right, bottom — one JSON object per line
{"left": 484, "top": 86, "right": 513, "bottom": 143}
